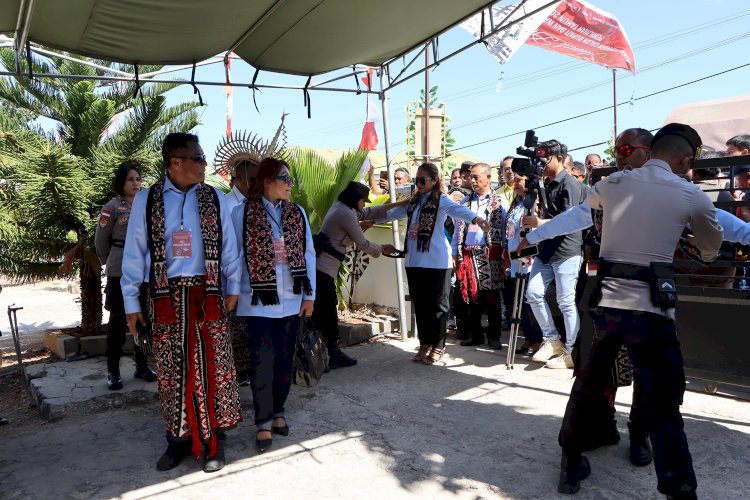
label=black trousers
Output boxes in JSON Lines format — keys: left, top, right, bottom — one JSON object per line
{"left": 452, "top": 278, "right": 468, "bottom": 334}
{"left": 466, "top": 289, "right": 502, "bottom": 342}
{"left": 245, "top": 315, "right": 300, "bottom": 429}
{"left": 406, "top": 267, "right": 452, "bottom": 348}
{"left": 105, "top": 277, "right": 148, "bottom": 373}
{"left": 559, "top": 307, "right": 696, "bottom": 497}
{"left": 312, "top": 270, "right": 339, "bottom": 346}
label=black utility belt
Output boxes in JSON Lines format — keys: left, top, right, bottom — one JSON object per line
{"left": 591, "top": 260, "right": 677, "bottom": 309}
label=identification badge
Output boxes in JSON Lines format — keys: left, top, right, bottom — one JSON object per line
{"left": 468, "top": 223, "right": 481, "bottom": 233}
{"left": 506, "top": 222, "right": 516, "bottom": 241}
{"left": 408, "top": 223, "right": 419, "bottom": 241}
{"left": 273, "top": 238, "right": 288, "bottom": 264}
{"left": 172, "top": 231, "right": 193, "bottom": 259}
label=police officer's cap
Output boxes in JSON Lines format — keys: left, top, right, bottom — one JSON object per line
{"left": 651, "top": 123, "right": 702, "bottom": 157}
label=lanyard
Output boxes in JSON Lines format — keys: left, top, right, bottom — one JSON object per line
{"left": 264, "top": 204, "right": 283, "bottom": 235}
{"left": 179, "top": 191, "right": 188, "bottom": 230}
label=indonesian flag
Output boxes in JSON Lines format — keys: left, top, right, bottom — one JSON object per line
{"left": 358, "top": 68, "right": 379, "bottom": 151}
{"left": 224, "top": 54, "right": 234, "bottom": 139}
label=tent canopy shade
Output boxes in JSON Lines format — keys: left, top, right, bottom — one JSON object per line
{"left": 664, "top": 94, "right": 750, "bottom": 153}
{"left": 1, "top": 0, "right": 495, "bottom": 76}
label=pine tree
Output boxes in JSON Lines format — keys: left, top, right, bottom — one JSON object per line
{"left": 0, "top": 50, "right": 201, "bottom": 335}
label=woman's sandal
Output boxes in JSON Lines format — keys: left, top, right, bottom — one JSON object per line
{"left": 412, "top": 344, "right": 432, "bottom": 363}
{"left": 422, "top": 347, "right": 446, "bottom": 365}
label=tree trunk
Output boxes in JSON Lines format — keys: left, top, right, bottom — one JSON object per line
{"left": 80, "top": 262, "right": 102, "bottom": 336}
{"left": 78, "top": 231, "right": 102, "bottom": 337}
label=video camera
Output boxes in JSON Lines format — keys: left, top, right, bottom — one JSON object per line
{"left": 511, "top": 130, "right": 547, "bottom": 181}
{"left": 509, "top": 130, "right": 548, "bottom": 260}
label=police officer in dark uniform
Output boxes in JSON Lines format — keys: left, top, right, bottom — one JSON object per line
{"left": 95, "top": 163, "right": 157, "bottom": 390}
{"left": 519, "top": 124, "right": 723, "bottom": 498}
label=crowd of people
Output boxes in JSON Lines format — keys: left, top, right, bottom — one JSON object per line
{"left": 92, "top": 126, "right": 750, "bottom": 499}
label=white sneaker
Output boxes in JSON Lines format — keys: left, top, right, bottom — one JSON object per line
{"left": 545, "top": 351, "right": 574, "bottom": 369}
{"left": 531, "top": 339, "right": 564, "bottom": 363}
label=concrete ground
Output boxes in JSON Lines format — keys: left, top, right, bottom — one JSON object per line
{"left": 2, "top": 338, "right": 749, "bottom": 500}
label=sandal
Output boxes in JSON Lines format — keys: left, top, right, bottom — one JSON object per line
{"left": 412, "top": 344, "right": 432, "bottom": 362}
{"left": 422, "top": 347, "right": 446, "bottom": 365}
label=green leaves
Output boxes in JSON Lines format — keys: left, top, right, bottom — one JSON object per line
{"left": 287, "top": 148, "right": 369, "bottom": 233}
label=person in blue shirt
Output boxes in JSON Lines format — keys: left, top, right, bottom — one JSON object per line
{"left": 384, "top": 162, "right": 490, "bottom": 365}
{"left": 121, "top": 133, "right": 242, "bottom": 473}
{"left": 232, "top": 157, "right": 316, "bottom": 454}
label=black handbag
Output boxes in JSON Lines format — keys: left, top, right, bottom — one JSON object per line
{"left": 293, "top": 317, "right": 329, "bottom": 387}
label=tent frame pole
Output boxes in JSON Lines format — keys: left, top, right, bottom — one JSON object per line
{"left": 380, "top": 67, "right": 408, "bottom": 341}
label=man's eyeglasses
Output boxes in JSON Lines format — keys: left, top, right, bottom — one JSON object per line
{"left": 172, "top": 154, "right": 207, "bottom": 164}
{"left": 416, "top": 176, "right": 433, "bottom": 185}
{"left": 615, "top": 144, "right": 650, "bottom": 158}
{"left": 273, "top": 174, "right": 295, "bottom": 186}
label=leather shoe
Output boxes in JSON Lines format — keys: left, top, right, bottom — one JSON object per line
{"left": 134, "top": 366, "right": 157, "bottom": 382}
{"left": 0, "top": 417, "right": 9, "bottom": 426}
{"left": 107, "top": 372, "right": 123, "bottom": 391}
{"left": 558, "top": 453, "right": 591, "bottom": 494}
{"left": 581, "top": 424, "right": 620, "bottom": 451}
{"left": 487, "top": 339, "right": 503, "bottom": 350}
{"left": 328, "top": 346, "right": 357, "bottom": 370}
{"left": 460, "top": 338, "right": 484, "bottom": 347}
{"left": 156, "top": 441, "right": 192, "bottom": 471}
{"left": 256, "top": 430, "right": 273, "bottom": 453}
{"left": 628, "top": 422, "right": 652, "bottom": 466}
{"left": 202, "top": 440, "right": 225, "bottom": 473}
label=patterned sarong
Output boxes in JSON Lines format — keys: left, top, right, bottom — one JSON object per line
{"left": 151, "top": 276, "right": 241, "bottom": 459}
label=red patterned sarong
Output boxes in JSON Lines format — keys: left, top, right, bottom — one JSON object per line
{"left": 151, "top": 276, "right": 241, "bottom": 459}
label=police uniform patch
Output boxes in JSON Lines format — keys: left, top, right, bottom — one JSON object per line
{"left": 118, "top": 216, "right": 129, "bottom": 225}
{"left": 99, "top": 209, "right": 111, "bottom": 228}
{"left": 116, "top": 205, "right": 128, "bottom": 211}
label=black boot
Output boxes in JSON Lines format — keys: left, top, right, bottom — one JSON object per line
{"left": 107, "top": 372, "right": 123, "bottom": 391}
{"left": 327, "top": 343, "right": 357, "bottom": 370}
{"left": 627, "top": 422, "right": 652, "bottom": 466}
{"left": 134, "top": 365, "right": 158, "bottom": 382}
{"left": 558, "top": 452, "right": 591, "bottom": 494}
{"left": 156, "top": 440, "right": 192, "bottom": 471}
{"left": 203, "top": 437, "right": 226, "bottom": 473}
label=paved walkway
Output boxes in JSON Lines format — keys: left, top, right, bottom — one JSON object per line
{"left": 2, "top": 339, "right": 749, "bottom": 499}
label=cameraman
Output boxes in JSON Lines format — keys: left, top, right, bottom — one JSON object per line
{"left": 522, "top": 140, "right": 585, "bottom": 369}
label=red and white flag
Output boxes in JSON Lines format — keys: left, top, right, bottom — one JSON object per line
{"left": 461, "top": 0, "right": 635, "bottom": 74}
{"left": 358, "top": 68, "right": 379, "bottom": 151}
{"left": 224, "top": 54, "right": 234, "bottom": 139}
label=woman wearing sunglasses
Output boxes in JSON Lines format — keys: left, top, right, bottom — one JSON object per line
{"left": 231, "top": 157, "right": 315, "bottom": 453}
{"left": 383, "top": 162, "right": 490, "bottom": 364}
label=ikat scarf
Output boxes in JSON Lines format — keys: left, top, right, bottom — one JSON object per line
{"left": 406, "top": 193, "right": 441, "bottom": 253}
{"left": 243, "top": 198, "right": 312, "bottom": 305}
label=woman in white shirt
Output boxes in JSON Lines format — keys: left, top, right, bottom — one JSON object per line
{"left": 384, "top": 163, "right": 489, "bottom": 365}
{"left": 504, "top": 173, "right": 543, "bottom": 356}
{"left": 232, "top": 157, "right": 315, "bottom": 454}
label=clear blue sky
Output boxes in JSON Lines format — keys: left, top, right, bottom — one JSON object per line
{"left": 159, "top": 0, "right": 749, "bottom": 168}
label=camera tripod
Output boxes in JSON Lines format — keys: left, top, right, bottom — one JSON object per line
{"left": 505, "top": 260, "right": 531, "bottom": 370}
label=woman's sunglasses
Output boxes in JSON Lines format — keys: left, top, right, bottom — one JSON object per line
{"left": 416, "top": 176, "right": 433, "bottom": 185}
{"left": 615, "top": 144, "right": 650, "bottom": 158}
{"left": 273, "top": 174, "right": 295, "bottom": 186}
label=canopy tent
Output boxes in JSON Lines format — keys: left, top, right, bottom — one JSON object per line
{"left": 2, "top": 0, "right": 494, "bottom": 75}
{"left": 663, "top": 94, "right": 750, "bottom": 153}
{"left": 0, "top": 0, "right": 562, "bottom": 339}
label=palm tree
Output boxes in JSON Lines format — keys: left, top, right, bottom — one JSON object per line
{"left": 287, "top": 148, "right": 370, "bottom": 306}
{"left": 0, "top": 50, "right": 201, "bottom": 335}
